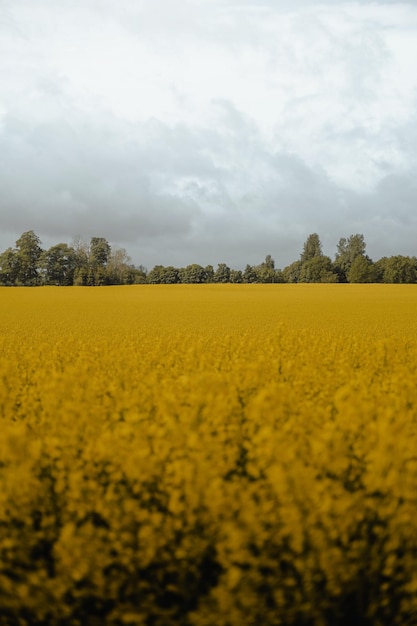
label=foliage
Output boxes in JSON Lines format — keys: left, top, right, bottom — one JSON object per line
{"left": 1, "top": 284, "right": 417, "bottom": 625}
{"left": 2, "top": 230, "right": 417, "bottom": 286}
{"left": 300, "top": 232, "right": 323, "bottom": 263}
{"left": 15, "top": 230, "right": 44, "bottom": 285}
{"left": 282, "top": 260, "right": 303, "bottom": 283}
{"left": 347, "top": 256, "right": 377, "bottom": 283}
{"left": 375, "top": 256, "right": 417, "bottom": 284}
{"left": 243, "top": 264, "right": 258, "bottom": 283}
{"left": 299, "top": 255, "right": 338, "bottom": 283}
{"left": 41, "top": 243, "right": 77, "bottom": 286}
{"left": 214, "top": 263, "right": 231, "bottom": 283}
{"left": 0, "top": 247, "right": 20, "bottom": 285}
{"left": 180, "top": 264, "right": 208, "bottom": 284}
{"left": 335, "top": 234, "right": 367, "bottom": 281}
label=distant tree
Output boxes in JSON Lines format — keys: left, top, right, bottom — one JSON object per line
{"left": 274, "top": 269, "right": 285, "bottom": 283}
{"left": 131, "top": 265, "right": 147, "bottom": 284}
{"left": 264, "top": 254, "right": 275, "bottom": 269}
{"left": 0, "top": 247, "right": 19, "bottom": 285}
{"left": 334, "top": 234, "right": 367, "bottom": 281}
{"left": 243, "top": 264, "right": 258, "bottom": 283}
{"left": 148, "top": 265, "right": 164, "bottom": 284}
{"left": 89, "top": 237, "right": 111, "bottom": 267}
{"left": 347, "top": 255, "right": 376, "bottom": 283}
{"left": 230, "top": 269, "right": 243, "bottom": 283}
{"left": 214, "top": 263, "right": 231, "bottom": 283}
{"left": 204, "top": 265, "right": 215, "bottom": 283}
{"left": 41, "top": 243, "right": 77, "bottom": 286}
{"left": 87, "top": 237, "right": 111, "bottom": 285}
{"left": 72, "top": 237, "right": 90, "bottom": 286}
{"left": 107, "top": 248, "right": 139, "bottom": 284}
{"left": 256, "top": 255, "right": 280, "bottom": 283}
{"left": 15, "top": 230, "right": 43, "bottom": 285}
{"left": 73, "top": 266, "right": 89, "bottom": 286}
{"left": 148, "top": 265, "right": 180, "bottom": 284}
{"left": 375, "top": 255, "right": 417, "bottom": 284}
{"left": 181, "top": 264, "right": 207, "bottom": 283}
{"left": 301, "top": 233, "right": 323, "bottom": 263}
{"left": 282, "top": 260, "right": 303, "bottom": 283}
{"left": 162, "top": 266, "right": 180, "bottom": 284}
{"left": 71, "top": 236, "right": 89, "bottom": 262}
{"left": 299, "top": 256, "right": 338, "bottom": 283}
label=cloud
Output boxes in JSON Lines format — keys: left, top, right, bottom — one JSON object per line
{"left": 1, "top": 0, "right": 417, "bottom": 268}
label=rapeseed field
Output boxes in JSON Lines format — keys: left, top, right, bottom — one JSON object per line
{"left": 1, "top": 284, "right": 417, "bottom": 625}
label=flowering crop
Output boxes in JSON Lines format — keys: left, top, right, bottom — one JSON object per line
{"left": 1, "top": 284, "right": 417, "bottom": 625}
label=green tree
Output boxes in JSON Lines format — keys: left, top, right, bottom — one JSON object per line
{"left": 204, "top": 265, "right": 215, "bottom": 283}
{"left": 214, "top": 263, "right": 231, "bottom": 283}
{"left": 0, "top": 248, "right": 19, "bottom": 285}
{"left": 282, "top": 260, "right": 302, "bottom": 283}
{"left": 243, "top": 264, "right": 258, "bottom": 283}
{"left": 299, "top": 256, "right": 338, "bottom": 283}
{"left": 375, "top": 256, "right": 417, "bottom": 284}
{"left": 88, "top": 237, "right": 111, "bottom": 286}
{"left": 131, "top": 265, "right": 147, "bottom": 284}
{"left": 72, "top": 237, "right": 90, "bottom": 286}
{"left": 15, "top": 230, "right": 43, "bottom": 285}
{"left": 147, "top": 265, "right": 164, "bottom": 284}
{"left": 162, "top": 266, "right": 180, "bottom": 284}
{"left": 334, "top": 234, "right": 367, "bottom": 281}
{"left": 41, "top": 243, "right": 77, "bottom": 286}
{"left": 180, "top": 264, "right": 207, "bottom": 283}
{"left": 301, "top": 233, "right": 322, "bottom": 263}
{"left": 256, "top": 255, "right": 280, "bottom": 283}
{"left": 90, "top": 237, "right": 111, "bottom": 267}
{"left": 148, "top": 265, "right": 180, "bottom": 284}
{"left": 229, "top": 269, "right": 243, "bottom": 283}
{"left": 347, "top": 255, "right": 376, "bottom": 283}
{"left": 106, "top": 248, "right": 138, "bottom": 285}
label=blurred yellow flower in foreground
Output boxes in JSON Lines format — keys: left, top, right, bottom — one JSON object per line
{"left": 1, "top": 284, "right": 417, "bottom": 625}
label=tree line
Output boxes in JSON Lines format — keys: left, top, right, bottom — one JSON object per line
{"left": 1, "top": 230, "right": 417, "bottom": 286}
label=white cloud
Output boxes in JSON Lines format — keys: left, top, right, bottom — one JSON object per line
{"left": 1, "top": 0, "right": 417, "bottom": 268}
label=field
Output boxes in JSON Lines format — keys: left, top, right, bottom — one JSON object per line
{"left": 1, "top": 284, "right": 417, "bottom": 625}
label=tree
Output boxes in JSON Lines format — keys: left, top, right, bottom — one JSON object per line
{"left": 15, "top": 230, "right": 43, "bottom": 285}
{"left": 204, "top": 265, "right": 215, "bottom": 283}
{"left": 89, "top": 237, "right": 111, "bottom": 267}
{"left": 131, "top": 265, "right": 147, "bottom": 284}
{"left": 375, "top": 256, "right": 417, "bottom": 284}
{"left": 107, "top": 248, "right": 137, "bottom": 285}
{"left": 230, "top": 269, "right": 243, "bottom": 283}
{"left": 334, "top": 234, "right": 367, "bottom": 281}
{"left": 214, "top": 263, "right": 231, "bottom": 283}
{"left": 72, "top": 237, "right": 90, "bottom": 286}
{"left": 180, "top": 264, "right": 207, "bottom": 284}
{"left": 204, "top": 265, "right": 214, "bottom": 283}
{"left": 147, "top": 265, "right": 164, "bottom": 284}
{"left": 256, "top": 255, "right": 280, "bottom": 283}
{"left": 347, "top": 256, "right": 376, "bottom": 283}
{"left": 147, "top": 265, "right": 180, "bottom": 284}
{"left": 88, "top": 237, "right": 111, "bottom": 286}
{"left": 282, "top": 260, "right": 302, "bottom": 283}
{"left": 243, "top": 264, "right": 258, "bottom": 283}
{"left": 299, "top": 256, "right": 338, "bottom": 283}
{"left": 41, "top": 243, "right": 77, "bottom": 286}
{"left": 0, "top": 248, "right": 19, "bottom": 285}
{"left": 301, "top": 233, "right": 323, "bottom": 263}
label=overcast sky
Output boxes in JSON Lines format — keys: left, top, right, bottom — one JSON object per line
{"left": 1, "top": 0, "right": 417, "bottom": 269}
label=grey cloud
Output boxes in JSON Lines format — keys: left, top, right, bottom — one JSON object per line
{"left": 1, "top": 0, "right": 417, "bottom": 269}
{"left": 0, "top": 112, "right": 202, "bottom": 246}
{"left": 1, "top": 97, "right": 417, "bottom": 269}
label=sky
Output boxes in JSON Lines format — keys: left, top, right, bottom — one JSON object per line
{"left": 1, "top": 0, "right": 417, "bottom": 270}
